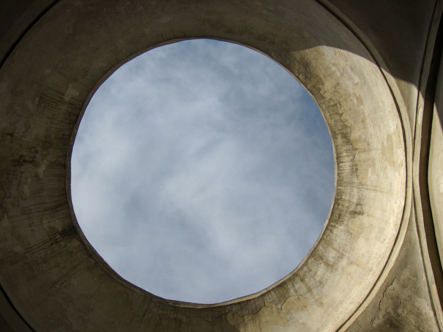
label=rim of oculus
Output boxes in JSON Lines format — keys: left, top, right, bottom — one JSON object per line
{"left": 71, "top": 39, "right": 335, "bottom": 304}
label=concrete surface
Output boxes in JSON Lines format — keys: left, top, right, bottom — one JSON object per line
{"left": 0, "top": 0, "right": 441, "bottom": 331}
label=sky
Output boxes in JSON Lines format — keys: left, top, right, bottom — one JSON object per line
{"left": 71, "top": 39, "right": 334, "bottom": 304}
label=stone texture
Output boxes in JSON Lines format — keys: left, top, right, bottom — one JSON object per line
{"left": 0, "top": 0, "right": 441, "bottom": 331}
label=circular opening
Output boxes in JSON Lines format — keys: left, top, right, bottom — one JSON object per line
{"left": 71, "top": 39, "right": 334, "bottom": 304}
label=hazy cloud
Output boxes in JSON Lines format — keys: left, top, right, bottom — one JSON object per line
{"left": 71, "top": 39, "right": 334, "bottom": 304}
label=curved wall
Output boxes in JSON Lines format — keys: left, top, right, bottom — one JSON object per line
{"left": 0, "top": 0, "right": 441, "bottom": 331}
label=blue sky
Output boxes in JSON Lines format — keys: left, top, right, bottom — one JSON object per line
{"left": 71, "top": 39, "right": 334, "bottom": 304}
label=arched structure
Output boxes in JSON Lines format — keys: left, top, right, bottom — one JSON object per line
{"left": 0, "top": 0, "right": 442, "bottom": 331}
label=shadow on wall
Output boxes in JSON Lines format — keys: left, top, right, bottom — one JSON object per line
{"left": 0, "top": 0, "right": 438, "bottom": 87}
{"left": 0, "top": 0, "right": 441, "bottom": 331}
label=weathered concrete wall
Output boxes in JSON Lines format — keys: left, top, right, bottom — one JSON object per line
{"left": 0, "top": 0, "right": 441, "bottom": 331}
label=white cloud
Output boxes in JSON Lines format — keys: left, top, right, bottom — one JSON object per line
{"left": 71, "top": 39, "right": 334, "bottom": 304}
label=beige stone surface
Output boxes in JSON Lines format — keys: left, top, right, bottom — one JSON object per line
{"left": 0, "top": 0, "right": 441, "bottom": 331}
